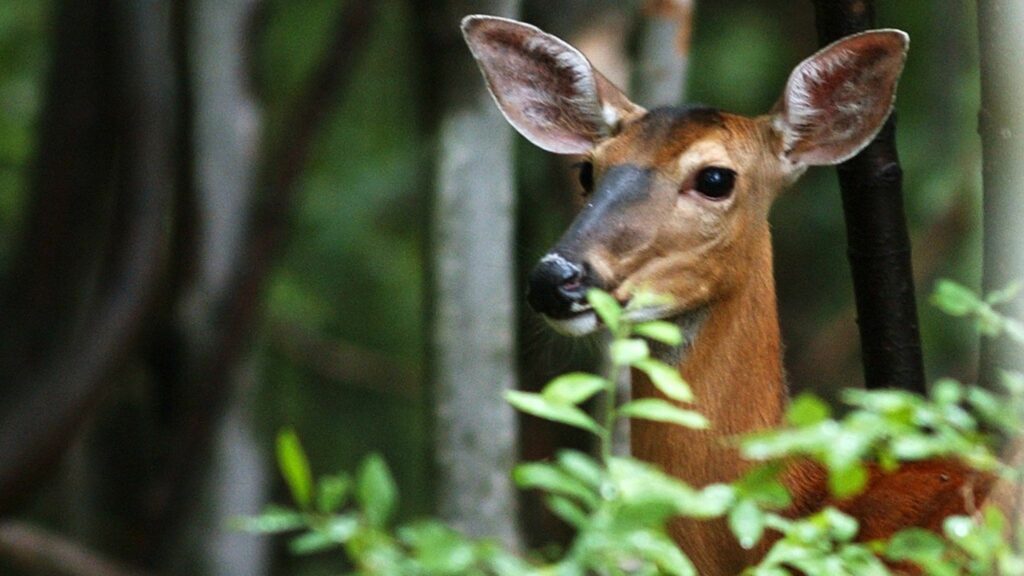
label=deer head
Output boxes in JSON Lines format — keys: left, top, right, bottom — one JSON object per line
{"left": 462, "top": 16, "right": 908, "bottom": 337}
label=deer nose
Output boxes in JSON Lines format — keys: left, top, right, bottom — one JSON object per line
{"left": 527, "top": 254, "right": 587, "bottom": 319}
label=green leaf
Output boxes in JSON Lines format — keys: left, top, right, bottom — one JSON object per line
{"left": 1004, "top": 318, "right": 1024, "bottom": 344}
{"left": 505, "top": 391, "right": 601, "bottom": 435}
{"left": 729, "top": 499, "right": 765, "bottom": 549}
{"left": 545, "top": 494, "right": 589, "bottom": 528}
{"left": 1000, "top": 370, "right": 1024, "bottom": 396}
{"left": 886, "top": 528, "right": 956, "bottom": 576}
{"left": 322, "top": 515, "right": 359, "bottom": 543}
{"left": 827, "top": 463, "right": 868, "bottom": 498}
{"left": 610, "top": 338, "right": 650, "bottom": 365}
{"left": 986, "top": 281, "right": 1022, "bottom": 305}
{"left": 289, "top": 530, "right": 337, "bottom": 555}
{"left": 587, "top": 289, "right": 621, "bottom": 331}
{"left": 231, "top": 505, "right": 305, "bottom": 534}
{"left": 541, "top": 372, "right": 607, "bottom": 405}
{"left": 624, "top": 530, "right": 697, "bottom": 576}
{"left": 276, "top": 428, "right": 314, "bottom": 510}
{"left": 931, "top": 378, "right": 963, "bottom": 405}
{"left": 556, "top": 450, "right": 604, "bottom": 487}
{"left": 316, "top": 474, "right": 351, "bottom": 513}
{"left": 890, "top": 434, "right": 942, "bottom": 460}
{"left": 942, "top": 515, "right": 975, "bottom": 541}
{"left": 356, "top": 454, "right": 397, "bottom": 527}
{"left": 513, "top": 462, "right": 598, "bottom": 508}
{"left": 932, "top": 280, "right": 982, "bottom": 317}
{"left": 691, "top": 483, "right": 737, "bottom": 517}
{"left": 400, "top": 521, "right": 477, "bottom": 573}
{"left": 634, "top": 321, "right": 683, "bottom": 346}
{"left": 822, "top": 507, "right": 859, "bottom": 541}
{"left": 619, "top": 399, "right": 709, "bottom": 429}
{"left": 634, "top": 359, "right": 693, "bottom": 402}
{"left": 735, "top": 464, "right": 791, "bottom": 509}
{"left": 786, "top": 394, "right": 831, "bottom": 426}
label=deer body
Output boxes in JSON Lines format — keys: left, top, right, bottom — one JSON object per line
{"left": 463, "top": 16, "right": 991, "bottom": 575}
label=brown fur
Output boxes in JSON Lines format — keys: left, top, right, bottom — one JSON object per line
{"left": 464, "top": 17, "right": 987, "bottom": 575}
{"left": 601, "top": 114, "right": 995, "bottom": 575}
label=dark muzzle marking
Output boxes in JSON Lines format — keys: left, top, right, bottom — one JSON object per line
{"left": 527, "top": 165, "right": 654, "bottom": 319}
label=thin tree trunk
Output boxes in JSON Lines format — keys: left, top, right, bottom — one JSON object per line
{"left": 431, "top": 0, "right": 522, "bottom": 549}
{"left": 155, "top": 1, "right": 268, "bottom": 573}
{"left": 810, "top": 0, "right": 926, "bottom": 395}
{"left": 977, "top": 0, "right": 1024, "bottom": 388}
{"left": 635, "top": 0, "right": 693, "bottom": 107}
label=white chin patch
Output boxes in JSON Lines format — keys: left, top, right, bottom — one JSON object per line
{"left": 546, "top": 311, "right": 599, "bottom": 337}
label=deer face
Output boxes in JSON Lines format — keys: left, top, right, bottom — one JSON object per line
{"left": 463, "top": 16, "right": 907, "bottom": 335}
{"left": 527, "top": 108, "right": 790, "bottom": 335}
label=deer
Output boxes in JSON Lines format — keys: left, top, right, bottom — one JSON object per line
{"left": 462, "top": 15, "right": 999, "bottom": 576}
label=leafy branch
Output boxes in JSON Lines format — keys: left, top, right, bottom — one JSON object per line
{"left": 239, "top": 282, "right": 1024, "bottom": 576}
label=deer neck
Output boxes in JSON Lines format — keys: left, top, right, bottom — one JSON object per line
{"left": 631, "top": 226, "right": 785, "bottom": 487}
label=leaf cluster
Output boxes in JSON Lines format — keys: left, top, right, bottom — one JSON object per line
{"left": 241, "top": 284, "right": 1024, "bottom": 575}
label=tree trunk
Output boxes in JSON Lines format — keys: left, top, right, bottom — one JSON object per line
{"left": 977, "top": 0, "right": 1024, "bottom": 387}
{"left": 635, "top": 0, "right": 693, "bottom": 107}
{"left": 158, "top": 1, "right": 269, "bottom": 573}
{"left": 431, "top": 0, "right": 523, "bottom": 549}
{"left": 810, "top": 0, "right": 926, "bottom": 395}
{"left": 0, "top": 0, "right": 175, "bottom": 516}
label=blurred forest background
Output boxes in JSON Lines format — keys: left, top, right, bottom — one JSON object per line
{"left": 0, "top": 1, "right": 987, "bottom": 575}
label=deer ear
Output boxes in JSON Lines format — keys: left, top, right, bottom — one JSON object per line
{"left": 773, "top": 29, "right": 909, "bottom": 167}
{"left": 461, "top": 15, "right": 644, "bottom": 155}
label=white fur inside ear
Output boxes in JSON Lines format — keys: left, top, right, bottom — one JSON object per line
{"left": 520, "top": 34, "right": 606, "bottom": 133}
{"left": 774, "top": 30, "right": 908, "bottom": 167}
{"left": 781, "top": 47, "right": 864, "bottom": 153}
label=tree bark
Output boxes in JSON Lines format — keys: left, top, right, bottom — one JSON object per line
{"left": 0, "top": 0, "right": 117, "bottom": 376}
{"left": 430, "top": 0, "right": 523, "bottom": 549}
{"left": 635, "top": 0, "right": 693, "bottom": 107}
{"left": 977, "top": 0, "right": 1024, "bottom": 388}
{"left": 141, "top": 2, "right": 376, "bottom": 565}
{"left": 0, "top": 0, "right": 175, "bottom": 515}
{"left": 0, "top": 522, "right": 152, "bottom": 576}
{"left": 810, "top": 0, "right": 926, "bottom": 395}
{"left": 148, "top": 1, "right": 269, "bottom": 574}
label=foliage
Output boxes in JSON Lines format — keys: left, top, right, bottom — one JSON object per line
{"left": 242, "top": 283, "right": 1024, "bottom": 575}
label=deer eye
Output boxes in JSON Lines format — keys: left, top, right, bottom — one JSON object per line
{"left": 694, "top": 167, "right": 736, "bottom": 200}
{"left": 576, "top": 160, "right": 594, "bottom": 194}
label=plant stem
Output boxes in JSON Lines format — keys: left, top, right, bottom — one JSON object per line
{"left": 601, "top": 363, "right": 623, "bottom": 465}
{"left": 601, "top": 324, "right": 630, "bottom": 465}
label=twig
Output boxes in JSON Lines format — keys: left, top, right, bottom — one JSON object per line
{"left": 269, "top": 320, "right": 421, "bottom": 400}
{"left": 0, "top": 521, "right": 152, "bottom": 576}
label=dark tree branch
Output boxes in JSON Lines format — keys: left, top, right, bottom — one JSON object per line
{"left": 793, "top": 193, "right": 972, "bottom": 398}
{"left": 270, "top": 320, "right": 421, "bottom": 399}
{"left": 0, "top": 0, "right": 116, "bottom": 375}
{"left": 810, "top": 0, "right": 927, "bottom": 394}
{"left": 0, "top": 0, "right": 175, "bottom": 513}
{"left": 0, "top": 521, "right": 153, "bottom": 576}
{"left": 141, "top": 2, "right": 377, "bottom": 561}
